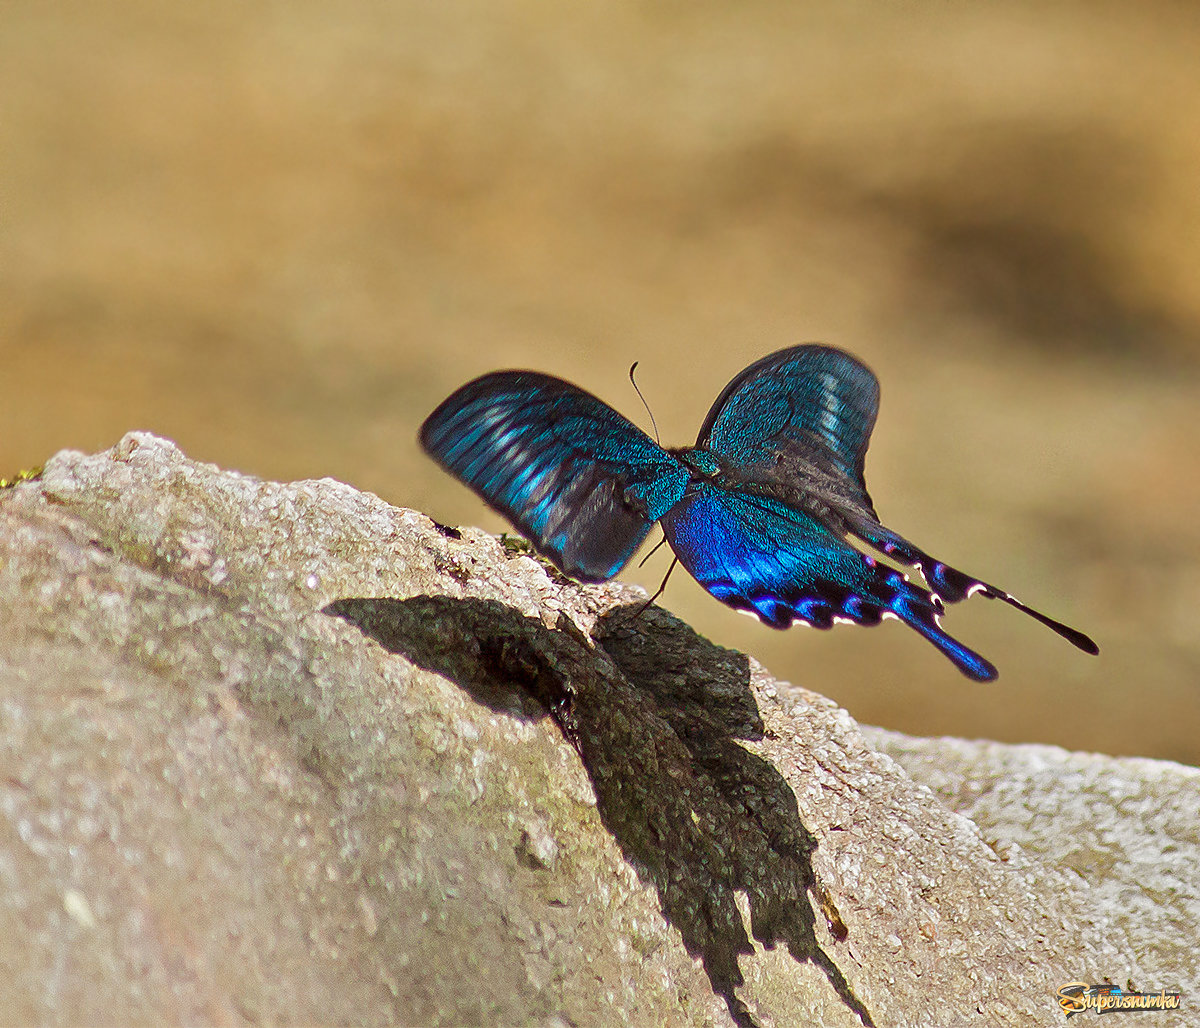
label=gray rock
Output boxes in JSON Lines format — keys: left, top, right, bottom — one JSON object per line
{"left": 864, "top": 729, "right": 1198, "bottom": 1003}
{"left": 0, "top": 432, "right": 1192, "bottom": 1026}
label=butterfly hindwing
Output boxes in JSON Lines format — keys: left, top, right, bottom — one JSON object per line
{"left": 852, "top": 524, "right": 1100, "bottom": 655}
{"left": 660, "top": 484, "right": 999, "bottom": 681}
{"left": 420, "top": 371, "right": 689, "bottom": 582}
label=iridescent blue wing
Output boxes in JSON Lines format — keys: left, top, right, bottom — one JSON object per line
{"left": 420, "top": 371, "right": 689, "bottom": 582}
{"left": 697, "top": 344, "right": 880, "bottom": 509}
{"left": 849, "top": 523, "right": 1100, "bottom": 655}
{"left": 683, "top": 343, "right": 1097, "bottom": 673}
{"left": 661, "top": 484, "right": 1001, "bottom": 681}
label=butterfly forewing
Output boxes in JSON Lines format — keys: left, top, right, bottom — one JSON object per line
{"left": 697, "top": 345, "right": 880, "bottom": 496}
{"left": 420, "top": 371, "right": 689, "bottom": 582}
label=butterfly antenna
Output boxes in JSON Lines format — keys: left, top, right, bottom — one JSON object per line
{"left": 628, "top": 361, "right": 660, "bottom": 444}
{"left": 632, "top": 556, "right": 678, "bottom": 620}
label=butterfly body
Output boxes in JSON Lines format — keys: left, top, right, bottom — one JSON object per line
{"left": 421, "top": 345, "right": 1098, "bottom": 681}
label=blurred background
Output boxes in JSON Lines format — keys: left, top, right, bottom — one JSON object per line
{"left": 3, "top": 1, "right": 1198, "bottom": 762}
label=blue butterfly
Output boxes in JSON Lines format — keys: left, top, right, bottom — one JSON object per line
{"left": 420, "top": 344, "right": 1098, "bottom": 681}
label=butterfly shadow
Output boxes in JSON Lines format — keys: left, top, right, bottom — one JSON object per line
{"left": 324, "top": 594, "right": 873, "bottom": 1028}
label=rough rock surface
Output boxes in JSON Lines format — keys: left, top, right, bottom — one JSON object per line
{"left": 0, "top": 432, "right": 1194, "bottom": 1026}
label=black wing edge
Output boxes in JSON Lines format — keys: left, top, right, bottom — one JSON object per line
{"left": 858, "top": 524, "right": 1099, "bottom": 656}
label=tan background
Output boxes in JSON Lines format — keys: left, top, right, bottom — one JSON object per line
{"left": 3, "top": 1, "right": 1198, "bottom": 761}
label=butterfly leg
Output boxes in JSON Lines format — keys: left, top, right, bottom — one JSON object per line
{"left": 631, "top": 556, "right": 680, "bottom": 620}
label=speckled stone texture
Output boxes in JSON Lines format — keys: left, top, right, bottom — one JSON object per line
{"left": 0, "top": 432, "right": 1193, "bottom": 1026}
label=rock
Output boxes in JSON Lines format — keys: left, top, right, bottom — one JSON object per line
{"left": 0, "top": 431, "right": 1193, "bottom": 1026}
{"left": 864, "top": 729, "right": 1198, "bottom": 1001}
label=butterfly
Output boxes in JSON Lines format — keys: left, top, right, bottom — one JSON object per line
{"left": 420, "top": 344, "right": 1098, "bottom": 681}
